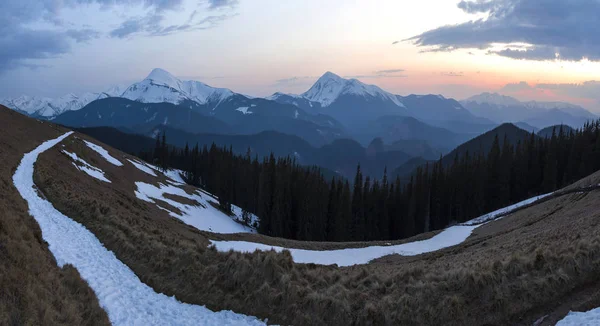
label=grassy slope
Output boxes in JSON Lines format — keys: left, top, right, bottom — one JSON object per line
{"left": 32, "top": 113, "right": 600, "bottom": 325}
{"left": 0, "top": 107, "right": 109, "bottom": 325}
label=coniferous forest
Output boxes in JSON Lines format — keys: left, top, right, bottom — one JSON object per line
{"left": 141, "top": 122, "right": 600, "bottom": 242}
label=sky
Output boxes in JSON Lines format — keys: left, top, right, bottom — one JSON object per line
{"left": 1, "top": 0, "right": 600, "bottom": 111}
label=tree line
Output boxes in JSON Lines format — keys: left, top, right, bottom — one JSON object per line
{"left": 142, "top": 121, "right": 600, "bottom": 242}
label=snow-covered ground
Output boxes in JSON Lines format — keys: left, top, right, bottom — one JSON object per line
{"left": 83, "top": 140, "right": 123, "bottom": 166}
{"left": 62, "top": 150, "right": 111, "bottom": 183}
{"left": 461, "top": 192, "right": 553, "bottom": 225}
{"left": 127, "top": 159, "right": 157, "bottom": 177}
{"left": 558, "top": 308, "right": 600, "bottom": 326}
{"left": 13, "top": 132, "right": 264, "bottom": 326}
{"left": 135, "top": 182, "right": 256, "bottom": 234}
{"left": 211, "top": 192, "right": 552, "bottom": 266}
{"left": 211, "top": 224, "right": 478, "bottom": 267}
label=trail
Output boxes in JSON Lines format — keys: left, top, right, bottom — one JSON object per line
{"left": 13, "top": 132, "right": 264, "bottom": 326}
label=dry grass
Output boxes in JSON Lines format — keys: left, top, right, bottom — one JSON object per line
{"left": 32, "top": 126, "right": 600, "bottom": 325}
{"left": 0, "top": 107, "right": 109, "bottom": 326}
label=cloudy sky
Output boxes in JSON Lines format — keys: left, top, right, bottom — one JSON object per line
{"left": 1, "top": 0, "right": 599, "bottom": 111}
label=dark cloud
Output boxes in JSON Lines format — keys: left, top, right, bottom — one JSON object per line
{"left": 0, "top": 0, "right": 239, "bottom": 73}
{"left": 109, "top": 12, "right": 235, "bottom": 38}
{"left": 408, "top": 0, "right": 600, "bottom": 61}
{"left": 0, "top": 27, "right": 70, "bottom": 72}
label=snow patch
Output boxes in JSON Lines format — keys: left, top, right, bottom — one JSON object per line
{"left": 62, "top": 150, "right": 110, "bottom": 183}
{"left": 145, "top": 112, "right": 157, "bottom": 122}
{"left": 211, "top": 192, "right": 551, "bottom": 266}
{"left": 236, "top": 107, "right": 253, "bottom": 115}
{"left": 134, "top": 182, "right": 256, "bottom": 234}
{"left": 461, "top": 192, "right": 553, "bottom": 226}
{"left": 558, "top": 308, "right": 600, "bottom": 326}
{"left": 13, "top": 132, "right": 264, "bottom": 326}
{"left": 83, "top": 140, "right": 123, "bottom": 166}
{"left": 127, "top": 159, "right": 157, "bottom": 177}
{"left": 211, "top": 224, "right": 478, "bottom": 267}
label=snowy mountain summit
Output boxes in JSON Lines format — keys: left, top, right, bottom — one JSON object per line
{"left": 122, "top": 68, "right": 234, "bottom": 106}
{"left": 301, "top": 71, "right": 404, "bottom": 107}
{"left": 0, "top": 88, "right": 122, "bottom": 118}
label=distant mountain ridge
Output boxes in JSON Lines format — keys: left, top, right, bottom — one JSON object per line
{"left": 54, "top": 97, "right": 347, "bottom": 147}
{"left": 461, "top": 92, "right": 597, "bottom": 129}
{"left": 270, "top": 72, "right": 495, "bottom": 134}
{"left": 0, "top": 87, "right": 124, "bottom": 118}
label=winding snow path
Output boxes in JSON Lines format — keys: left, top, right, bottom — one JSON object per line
{"left": 13, "top": 132, "right": 264, "bottom": 326}
{"left": 211, "top": 192, "right": 554, "bottom": 267}
{"left": 211, "top": 224, "right": 478, "bottom": 267}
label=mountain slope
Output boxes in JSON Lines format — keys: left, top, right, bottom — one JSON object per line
{"left": 442, "top": 123, "right": 533, "bottom": 165}
{"left": 359, "top": 115, "right": 471, "bottom": 151}
{"left": 537, "top": 124, "right": 575, "bottom": 138}
{"left": 54, "top": 97, "right": 345, "bottom": 147}
{"left": 54, "top": 97, "right": 231, "bottom": 134}
{"left": 75, "top": 125, "right": 410, "bottom": 180}
{"left": 6, "top": 103, "right": 600, "bottom": 325}
{"left": 0, "top": 105, "right": 110, "bottom": 325}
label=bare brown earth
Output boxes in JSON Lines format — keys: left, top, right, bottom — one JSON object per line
{"left": 0, "top": 107, "right": 109, "bottom": 325}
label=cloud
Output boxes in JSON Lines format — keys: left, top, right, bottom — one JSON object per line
{"left": 408, "top": 0, "right": 600, "bottom": 61}
{"left": 110, "top": 12, "right": 236, "bottom": 38}
{"left": 374, "top": 69, "right": 405, "bottom": 74}
{"left": 345, "top": 69, "right": 408, "bottom": 79}
{"left": 207, "top": 0, "right": 240, "bottom": 9}
{"left": 0, "top": 27, "right": 71, "bottom": 72}
{"left": 274, "top": 76, "right": 316, "bottom": 86}
{"left": 66, "top": 28, "right": 101, "bottom": 43}
{"left": 392, "top": 41, "right": 400, "bottom": 45}
{"left": 500, "top": 81, "right": 535, "bottom": 92}
{"left": 0, "top": 0, "right": 239, "bottom": 73}
{"left": 345, "top": 74, "right": 408, "bottom": 79}
{"left": 442, "top": 72, "right": 464, "bottom": 77}
{"left": 536, "top": 81, "right": 600, "bottom": 103}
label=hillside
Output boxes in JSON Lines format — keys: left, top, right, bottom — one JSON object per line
{"left": 442, "top": 123, "right": 533, "bottom": 165}
{"left": 538, "top": 124, "right": 576, "bottom": 138}
{"left": 74, "top": 125, "right": 410, "bottom": 180}
{"left": 5, "top": 104, "right": 600, "bottom": 325}
{"left": 357, "top": 115, "right": 472, "bottom": 151}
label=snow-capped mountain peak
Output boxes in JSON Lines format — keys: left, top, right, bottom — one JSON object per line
{"left": 302, "top": 72, "right": 404, "bottom": 108}
{"left": 144, "top": 68, "right": 183, "bottom": 90}
{"left": 122, "top": 68, "right": 234, "bottom": 106}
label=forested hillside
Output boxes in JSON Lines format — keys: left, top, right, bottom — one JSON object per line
{"left": 139, "top": 122, "right": 600, "bottom": 242}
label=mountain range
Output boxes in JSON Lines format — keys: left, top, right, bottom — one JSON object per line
{"left": 269, "top": 72, "right": 495, "bottom": 135}
{"left": 461, "top": 92, "right": 596, "bottom": 129}
{"left": 4, "top": 69, "right": 598, "bottom": 164}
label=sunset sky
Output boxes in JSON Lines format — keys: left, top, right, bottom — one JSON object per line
{"left": 1, "top": 0, "right": 599, "bottom": 110}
